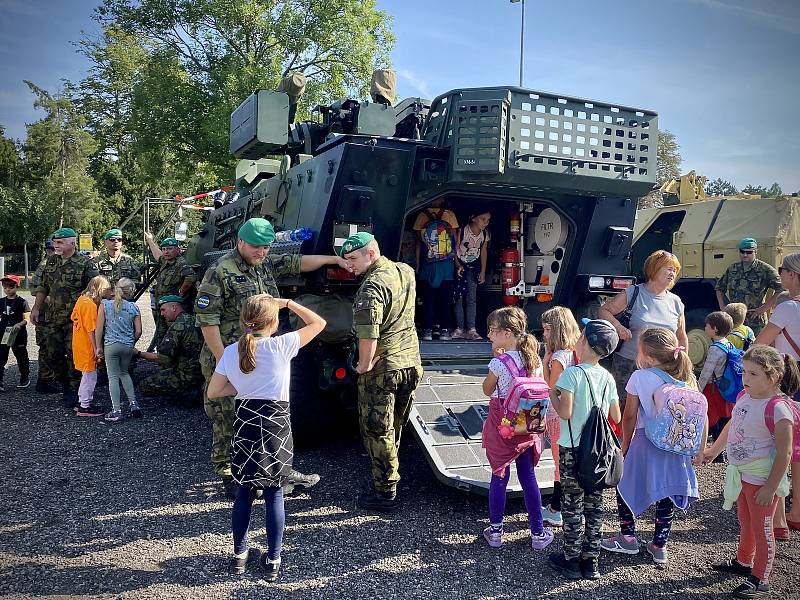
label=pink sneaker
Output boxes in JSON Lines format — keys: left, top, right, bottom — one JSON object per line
{"left": 483, "top": 526, "right": 503, "bottom": 548}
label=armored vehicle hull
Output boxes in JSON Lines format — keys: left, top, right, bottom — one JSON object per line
{"left": 191, "top": 82, "right": 658, "bottom": 495}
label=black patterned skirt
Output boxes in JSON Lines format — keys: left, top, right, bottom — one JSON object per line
{"left": 231, "top": 398, "right": 294, "bottom": 489}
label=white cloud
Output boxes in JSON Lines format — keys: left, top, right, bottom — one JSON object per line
{"left": 396, "top": 68, "right": 433, "bottom": 99}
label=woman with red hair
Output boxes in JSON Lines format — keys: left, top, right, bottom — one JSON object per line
{"left": 598, "top": 250, "right": 688, "bottom": 408}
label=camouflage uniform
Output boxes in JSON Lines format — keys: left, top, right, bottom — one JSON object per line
{"left": 32, "top": 257, "right": 55, "bottom": 384}
{"left": 91, "top": 251, "right": 142, "bottom": 286}
{"left": 151, "top": 255, "right": 196, "bottom": 349}
{"left": 354, "top": 256, "right": 422, "bottom": 494}
{"left": 559, "top": 446, "right": 604, "bottom": 561}
{"left": 716, "top": 259, "right": 783, "bottom": 334}
{"left": 34, "top": 254, "right": 100, "bottom": 389}
{"left": 194, "top": 248, "right": 301, "bottom": 479}
{"left": 140, "top": 311, "right": 204, "bottom": 400}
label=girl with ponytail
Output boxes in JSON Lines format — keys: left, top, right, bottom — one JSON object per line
{"left": 480, "top": 306, "right": 553, "bottom": 551}
{"left": 207, "top": 294, "right": 325, "bottom": 581}
{"left": 601, "top": 327, "right": 705, "bottom": 565}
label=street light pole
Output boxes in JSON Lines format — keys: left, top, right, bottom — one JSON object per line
{"left": 511, "top": 0, "right": 525, "bottom": 87}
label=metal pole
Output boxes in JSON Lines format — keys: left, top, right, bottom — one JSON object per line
{"left": 23, "top": 243, "right": 29, "bottom": 288}
{"left": 519, "top": 0, "right": 525, "bottom": 87}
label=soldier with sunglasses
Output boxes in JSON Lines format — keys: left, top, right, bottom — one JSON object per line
{"left": 91, "top": 229, "right": 142, "bottom": 287}
{"left": 716, "top": 237, "right": 782, "bottom": 334}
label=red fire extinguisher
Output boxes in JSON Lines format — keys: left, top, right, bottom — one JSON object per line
{"left": 510, "top": 210, "right": 521, "bottom": 242}
{"left": 501, "top": 246, "right": 520, "bottom": 306}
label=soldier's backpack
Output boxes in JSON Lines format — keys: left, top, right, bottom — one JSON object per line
{"left": 421, "top": 208, "right": 455, "bottom": 262}
{"left": 763, "top": 394, "right": 800, "bottom": 463}
{"left": 645, "top": 368, "right": 707, "bottom": 456}
{"left": 496, "top": 353, "right": 550, "bottom": 438}
{"left": 711, "top": 341, "right": 745, "bottom": 403}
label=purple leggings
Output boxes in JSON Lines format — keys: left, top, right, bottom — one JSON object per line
{"left": 488, "top": 447, "right": 544, "bottom": 534}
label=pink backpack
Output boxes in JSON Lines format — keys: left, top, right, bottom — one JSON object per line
{"left": 764, "top": 395, "right": 800, "bottom": 463}
{"left": 496, "top": 353, "right": 550, "bottom": 438}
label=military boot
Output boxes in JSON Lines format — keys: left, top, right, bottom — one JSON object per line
{"left": 357, "top": 489, "right": 399, "bottom": 513}
{"left": 36, "top": 379, "right": 60, "bottom": 394}
{"left": 283, "top": 469, "right": 321, "bottom": 496}
{"left": 62, "top": 388, "right": 79, "bottom": 410}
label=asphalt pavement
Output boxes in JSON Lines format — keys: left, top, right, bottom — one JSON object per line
{"left": 0, "top": 293, "right": 797, "bottom": 599}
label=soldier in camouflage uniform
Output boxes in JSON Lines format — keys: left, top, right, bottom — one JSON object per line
{"left": 144, "top": 233, "right": 197, "bottom": 350}
{"left": 194, "top": 217, "right": 346, "bottom": 498}
{"left": 91, "top": 228, "right": 142, "bottom": 286}
{"left": 137, "top": 295, "right": 203, "bottom": 402}
{"left": 33, "top": 240, "right": 59, "bottom": 393}
{"left": 340, "top": 232, "right": 422, "bottom": 512}
{"left": 30, "top": 228, "right": 101, "bottom": 405}
{"left": 716, "top": 237, "right": 783, "bottom": 334}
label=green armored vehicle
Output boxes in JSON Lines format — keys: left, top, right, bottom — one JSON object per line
{"left": 188, "top": 71, "right": 658, "bottom": 495}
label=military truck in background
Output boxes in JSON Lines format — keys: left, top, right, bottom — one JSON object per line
{"left": 633, "top": 171, "right": 800, "bottom": 367}
{"left": 187, "top": 70, "right": 658, "bottom": 495}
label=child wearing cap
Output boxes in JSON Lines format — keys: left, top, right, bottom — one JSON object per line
{"left": 0, "top": 275, "right": 31, "bottom": 391}
{"left": 548, "top": 318, "right": 621, "bottom": 580}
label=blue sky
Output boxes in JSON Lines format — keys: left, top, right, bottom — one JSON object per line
{"left": 1, "top": 0, "right": 798, "bottom": 191}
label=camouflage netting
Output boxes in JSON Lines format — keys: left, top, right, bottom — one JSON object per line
{"left": 278, "top": 72, "right": 307, "bottom": 104}
{"left": 370, "top": 69, "right": 396, "bottom": 105}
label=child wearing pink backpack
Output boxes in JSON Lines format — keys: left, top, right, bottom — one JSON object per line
{"left": 704, "top": 345, "right": 798, "bottom": 599}
{"left": 481, "top": 306, "right": 553, "bottom": 551}
{"left": 601, "top": 328, "right": 707, "bottom": 565}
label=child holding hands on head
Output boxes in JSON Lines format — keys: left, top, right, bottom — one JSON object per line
{"left": 207, "top": 294, "right": 326, "bottom": 582}
{"left": 480, "top": 306, "right": 553, "bottom": 551}
{"left": 540, "top": 306, "right": 581, "bottom": 528}
{"left": 705, "top": 345, "right": 797, "bottom": 599}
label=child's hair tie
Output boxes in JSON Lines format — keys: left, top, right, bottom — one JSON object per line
{"left": 673, "top": 345, "right": 686, "bottom": 359}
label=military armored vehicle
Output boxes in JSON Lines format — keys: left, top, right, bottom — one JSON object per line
{"left": 633, "top": 173, "right": 800, "bottom": 366}
{"left": 188, "top": 71, "right": 658, "bottom": 495}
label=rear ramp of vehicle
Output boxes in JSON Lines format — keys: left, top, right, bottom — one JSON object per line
{"left": 409, "top": 340, "right": 556, "bottom": 497}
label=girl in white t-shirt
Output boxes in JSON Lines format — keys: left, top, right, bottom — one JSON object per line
{"left": 540, "top": 306, "right": 580, "bottom": 527}
{"left": 704, "top": 345, "right": 798, "bottom": 598}
{"left": 207, "top": 294, "right": 326, "bottom": 581}
{"left": 453, "top": 210, "right": 491, "bottom": 340}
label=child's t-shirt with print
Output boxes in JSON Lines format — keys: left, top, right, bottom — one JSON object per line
{"left": 727, "top": 392, "right": 794, "bottom": 484}
{"left": 727, "top": 324, "right": 755, "bottom": 350}
{"left": 488, "top": 350, "right": 543, "bottom": 400}
{"left": 546, "top": 349, "right": 576, "bottom": 419}
{"left": 457, "top": 225, "right": 489, "bottom": 265}
{"left": 555, "top": 363, "right": 618, "bottom": 448}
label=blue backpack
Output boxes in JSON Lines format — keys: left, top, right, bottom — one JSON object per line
{"left": 711, "top": 341, "right": 744, "bottom": 404}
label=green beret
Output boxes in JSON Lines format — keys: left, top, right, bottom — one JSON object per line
{"left": 738, "top": 237, "right": 758, "bottom": 250}
{"left": 160, "top": 237, "right": 179, "bottom": 247}
{"left": 238, "top": 218, "right": 275, "bottom": 246}
{"left": 103, "top": 228, "right": 122, "bottom": 240}
{"left": 52, "top": 227, "right": 77, "bottom": 239}
{"left": 158, "top": 294, "right": 184, "bottom": 306}
{"left": 339, "top": 232, "right": 375, "bottom": 257}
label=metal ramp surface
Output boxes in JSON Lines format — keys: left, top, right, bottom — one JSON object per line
{"left": 410, "top": 342, "right": 555, "bottom": 497}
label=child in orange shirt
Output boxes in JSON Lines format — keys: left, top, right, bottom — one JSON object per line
{"left": 71, "top": 276, "right": 112, "bottom": 416}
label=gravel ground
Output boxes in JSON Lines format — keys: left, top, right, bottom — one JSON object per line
{"left": 0, "top": 293, "right": 798, "bottom": 599}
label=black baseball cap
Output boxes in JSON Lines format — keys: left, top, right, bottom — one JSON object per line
{"left": 580, "top": 318, "right": 619, "bottom": 358}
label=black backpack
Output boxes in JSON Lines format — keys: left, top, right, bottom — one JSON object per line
{"left": 567, "top": 366, "right": 623, "bottom": 493}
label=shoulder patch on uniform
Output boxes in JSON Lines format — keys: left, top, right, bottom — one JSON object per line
{"left": 196, "top": 294, "right": 210, "bottom": 309}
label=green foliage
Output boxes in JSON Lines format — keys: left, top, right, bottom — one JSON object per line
{"left": 640, "top": 130, "right": 682, "bottom": 209}
{"left": 705, "top": 177, "right": 738, "bottom": 197}
{"left": 0, "top": 126, "right": 20, "bottom": 187}
{"left": 742, "top": 183, "right": 784, "bottom": 198}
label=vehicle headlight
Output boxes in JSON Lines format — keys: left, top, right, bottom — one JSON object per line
{"left": 588, "top": 276, "right": 605, "bottom": 289}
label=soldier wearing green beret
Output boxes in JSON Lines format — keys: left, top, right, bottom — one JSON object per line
{"left": 32, "top": 239, "right": 59, "bottom": 392}
{"left": 716, "top": 237, "right": 783, "bottom": 334}
{"left": 144, "top": 231, "right": 197, "bottom": 350}
{"left": 91, "top": 229, "right": 142, "bottom": 287}
{"left": 31, "top": 227, "right": 101, "bottom": 404}
{"left": 136, "top": 295, "right": 204, "bottom": 402}
{"left": 194, "top": 217, "right": 346, "bottom": 498}
{"left": 340, "top": 232, "right": 422, "bottom": 512}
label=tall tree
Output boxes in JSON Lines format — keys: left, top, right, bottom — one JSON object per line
{"left": 742, "top": 183, "right": 784, "bottom": 198}
{"left": 639, "top": 130, "right": 682, "bottom": 209}
{"left": 90, "top": 0, "right": 394, "bottom": 182}
{"left": 21, "top": 82, "right": 99, "bottom": 232}
{"left": 0, "top": 126, "right": 20, "bottom": 187}
{"left": 705, "top": 177, "right": 738, "bottom": 197}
